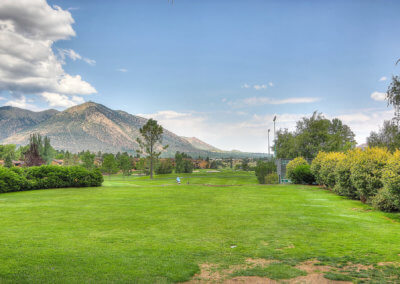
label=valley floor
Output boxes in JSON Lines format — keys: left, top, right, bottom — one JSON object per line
{"left": 1, "top": 170, "right": 400, "bottom": 283}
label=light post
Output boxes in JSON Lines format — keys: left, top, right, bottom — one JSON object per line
{"left": 273, "top": 116, "right": 277, "bottom": 157}
{"left": 267, "top": 129, "right": 270, "bottom": 156}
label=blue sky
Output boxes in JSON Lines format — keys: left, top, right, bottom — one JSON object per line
{"left": 1, "top": 0, "right": 400, "bottom": 152}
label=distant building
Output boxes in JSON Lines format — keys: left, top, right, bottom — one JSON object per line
{"left": 51, "top": 159, "right": 64, "bottom": 166}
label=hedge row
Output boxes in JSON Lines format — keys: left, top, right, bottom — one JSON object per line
{"left": 0, "top": 165, "right": 103, "bottom": 193}
{"left": 311, "top": 147, "right": 400, "bottom": 212}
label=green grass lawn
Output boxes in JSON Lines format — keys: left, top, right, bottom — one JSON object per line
{"left": 1, "top": 170, "right": 400, "bottom": 283}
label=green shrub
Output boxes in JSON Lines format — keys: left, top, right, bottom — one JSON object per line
{"left": 155, "top": 159, "right": 173, "bottom": 174}
{"left": 0, "top": 167, "right": 25, "bottom": 193}
{"left": 333, "top": 149, "right": 361, "bottom": 199}
{"left": 371, "top": 187, "right": 400, "bottom": 212}
{"left": 265, "top": 172, "right": 279, "bottom": 184}
{"left": 350, "top": 147, "right": 390, "bottom": 202}
{"left": 0, "top": 165, "right": 103, "bottom": 194}
{"left": 290, "top": 164, "right": 315, "bottom": 184}
{"left": 287, "top": 157, "right": 308, "bottom": 182}
{"left": 255, "top": 160, "right": 276, "bottom": 184}
{"left": 319, "top": 152, "right": 345, "bottom": 188}
{"left": 311, "top": 152, "right": 327, "bottom": 185}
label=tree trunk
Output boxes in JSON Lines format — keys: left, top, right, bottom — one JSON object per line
{"left": 150, "top": 157, "right": 153, "bottom": 179}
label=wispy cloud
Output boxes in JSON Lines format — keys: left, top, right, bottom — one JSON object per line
{"left": 235, "top": 96, "right": 321, "bottom": 106}
{"left": 241, "top": 82, "right": 273, "bottom": 90}
{"left": 371, "top": 91, "right": 386, "bottom": 101}
{"left": 379, "top": 76, "right": 387, "bottom": 82}
{"left": 58, "top": 49, "right": 96, "bottom": 66}
{"left": 117, "top": 68, "right": 128, "bottom": 72}
{"left": 253, "top": 84, "right": 267, "bottom": 90}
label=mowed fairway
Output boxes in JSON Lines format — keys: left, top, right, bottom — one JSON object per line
{"left": 1, "top": 170, "right": 400, "bottom": 283}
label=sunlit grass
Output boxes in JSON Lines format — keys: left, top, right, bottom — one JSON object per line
{"left": 0, "top": 170, "right": 400, "bottom": 282}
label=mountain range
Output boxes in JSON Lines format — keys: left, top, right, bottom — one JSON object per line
{"left": 0, "top": 102, "right": 268, "bottom": 158}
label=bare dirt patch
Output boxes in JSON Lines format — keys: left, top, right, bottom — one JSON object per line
{"left": 186, "top": 259, "right": 375, "bottom": 283}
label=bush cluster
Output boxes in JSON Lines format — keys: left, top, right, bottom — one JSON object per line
{"left": 255, "top": 160, "right": 277, "bottom": 184}
{"left": 311, "top": 147, "right": 400, "bottom": 212}
{"left": 0, "top": 165, "right": 103, "bottom": 194}
{"left": 286, "top": 157, "right": 314, "bottom": 184}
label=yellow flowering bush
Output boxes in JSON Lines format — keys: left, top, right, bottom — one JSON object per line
{"left": 350, "top": 147, "right": 391, "bottom": 202}
{"left": 310, "top": 152, "right": 327, "bottom": 185}
{"left": 382, "top": 150, "right": 400, "bottom": 196}
{"left": 333, "top": 148, "right": 362, "bottom": 199}
{"left": 319, "top": 152, "right": 346, "bottom": 188}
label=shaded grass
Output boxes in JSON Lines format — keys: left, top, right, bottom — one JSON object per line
{"left": 0, "top": 170, "right": 400, "bottom": 282}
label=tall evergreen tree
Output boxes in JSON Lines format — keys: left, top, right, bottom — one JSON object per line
{"left": 136, "top": 119, "right": 168, "bottom": 179}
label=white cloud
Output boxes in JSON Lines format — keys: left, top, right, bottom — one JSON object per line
{"left": 241, "top": 83, "right": 250, "bottom": 89}
{"left": 379, "top": 76, "right": 387, "bottom": 82}
{"left": 40, "top": 92, "right": 84, "bottom": 108}
{"left": 253, "top": 84, "right": 267, "bottom": 90}
{"left": 239, "top": 96, "right": 320, "bottom": 106}
{"left": 117, "top": 68, "right": 128, "bottom": 72}
{"left": 58, "top": 48, "right": 96, "bottom": 66}
{"left": 371, "top": 91, "right": 386, "bottom": 101}
{"left": 4, "top": 95, "right": 38, "bottom": 110}
{"left": 269, "top": 82, "right": 274, "bottom": 87}
{"left": 0, "top": 96, "right": 5, "bottom": 100}
{"left": 0, "top": 0, "right": 96, "bottom": 107}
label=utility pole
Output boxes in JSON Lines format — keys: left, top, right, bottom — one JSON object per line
{"left": 267, "top": 129, "right": 270, "bottom": 156}
{"left": 274, "top": 118, "right": 276, "bottom": 156}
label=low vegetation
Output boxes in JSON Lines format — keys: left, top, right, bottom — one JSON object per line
{"left": 1, "top": 171, "right": 400, "bottom": 282}
{"left": 0, "top": 165, "right": 103, "bottom": 193}
{"left": 311, "top": 147, "right": 400, "bottom": 212}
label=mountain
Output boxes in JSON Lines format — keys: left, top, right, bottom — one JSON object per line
{"left": 0, "top": 102, "right": 269, "bottom": 158}
{"left": 0, "top": 106, "right": 59, "bottom": 141}
{"left": 1, "top": 102, "right": 209, "bottom": 155}
{"left": 182, "top": 136, "right": 222, "bottom": 152}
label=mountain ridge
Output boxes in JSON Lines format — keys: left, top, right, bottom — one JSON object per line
{"left": 0, "top": 102, "right": 268, "bottom": 158}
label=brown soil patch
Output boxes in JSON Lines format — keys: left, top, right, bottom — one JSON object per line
{"left": 295, "top": 260, "right": 333, "bottom": 273}
{"left": 378, "top": 261, "right": 400, "bottom": 267}
{"left": 276, "top": 244, "right": 295, "bottom": 250}
{"left": 343, "top": 263, "right": 374, "bottom": 272}
{"left": 185, "top": 259, "right": 374, "bottom": 284}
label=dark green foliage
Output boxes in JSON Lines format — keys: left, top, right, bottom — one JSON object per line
{"left": 371, "top": 188, "right": 400, "bottom": 212}
{"left": 241, "top": 158, "right": 250, "bottom": 171}
{"left": 117, "top": 153, "right": 133, "bottom": 176}
{"left": 0, "top": 167, "right": 25, "bottom": 193}
{"left": 175, "top": 152, "right": 193, "bottom": 173}
{"left": 156, "top": 159, "right": 173, "bottom": 174}
{"left": 290, "top": 164, "right": 315, "bottom": 184}
{"left": 209, "top": 160, "right": 223, "bottom": 169}
{"left": 101, "top": 154, "right": 118, "bottom": 175}
{"left": 0, "top": 165, "right": 103, "bottom": 193}
{"left": 4, "top": 155, "right": 12, "bottom": 168}
{"left": 81, "top": 150, "right": 95, "bottom": 170}
{"left": 137, "top": 119, "right": 168, "bottom": 179}
{"left": 367, "top": 121, "right": 400, "bottom": 152}
{"left": 255, "top": 160, "right": 276, "bottom": 184}
{"left": 265, "top": 172, "right": 279, "bottom": 184}
{"left": 275, "top": 112, "right": 355, "bottom": 159}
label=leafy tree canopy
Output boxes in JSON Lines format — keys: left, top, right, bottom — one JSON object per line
{"left": 275, "top": 112, "right": 356, "bottom": 159}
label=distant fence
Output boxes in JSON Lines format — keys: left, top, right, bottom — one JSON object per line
{"left": 276, "top": 158, "right": 313, "bottom": 184}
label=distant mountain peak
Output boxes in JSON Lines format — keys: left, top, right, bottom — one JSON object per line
{"left": 181, "top": 136, "right": 222, "bottom": 152}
